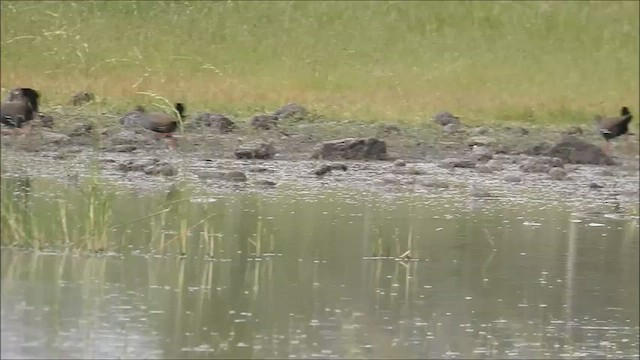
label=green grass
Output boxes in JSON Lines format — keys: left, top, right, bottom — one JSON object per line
{"left": 1, "top": 1, "right": 638, "bottom": 126}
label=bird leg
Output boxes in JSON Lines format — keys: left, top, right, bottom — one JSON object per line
{"left": 624, "top": 134, "right": 633, "bottom": 155}
{"left": 166, "top": 136, "right": 178, "bottom": 150}
{"left": 151, "top": 132, "right": 177, "bottom": 149}
{"left": 602, "top": 141, "right": 612, "bottom": 157}
{"left": 16, "top": 122, "right": 32, "bottom": 136}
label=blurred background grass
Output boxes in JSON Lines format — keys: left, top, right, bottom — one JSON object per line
{"left": 1, "top": 1, "right": 638, "bottom": 126}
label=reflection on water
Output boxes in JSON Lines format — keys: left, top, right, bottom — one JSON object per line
{"left": 1, "top": 178, "right": 638, "bottom": 359}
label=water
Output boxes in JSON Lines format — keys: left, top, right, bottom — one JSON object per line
{"left": 1, "top": 177, "right": 638, "bottom": 359}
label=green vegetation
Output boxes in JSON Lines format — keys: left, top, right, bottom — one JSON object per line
{"left": 1, "top": 1, "right": 638, "bottom": 125}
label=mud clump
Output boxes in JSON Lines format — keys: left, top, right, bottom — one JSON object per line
{"left": 116, "top": 158, "right": 177, "bottom": 176}
{"left": 250, "top": 114, "right": 279, "bottom": 130}
{"left": 109, "top": 129, "right": 150, "bottom": 146}
{"left": 144, "top": 162, "right": 177, "bottom": 176}
{"left": 432, "top": 111, "right": 460, "bottom": 127}
{"left": 120, "top": 106, "right": 145, "bottom": 127}
{"left": 548, "top": 167, "right": 568, "bottom": 180}
{"left": 69, "top": 92, "right": 95, "bottom": 106}
{"left": 272, "top": 103, "right": 309, "bottom": 122}
{"left": 253, "top": 179, "right": 277, "bottom": 187}
{"left": 312, "top": 138, "right": 387, "bottom": 160}
{"left": 504, "top": 173, "right": 523, "bottom": 183}
{"left": 67, "top": 123, "right": 93, "bottom": 137}
{"left": 234, "top": 142, "right": 276, "bottom": 160}
{"left": 439, "top": 158, "right": 476, "bottom": 169}
{"left": 546, "top": 135, "right": 614, "bottom": 165}
{"left": 466, "top": 136, "right": 495, "bottom": 147}
{"left": 520, "top": 141, "right": 553, "bottom": 156}
{"left": 470, "top": 146, "right": 494, "bottom": 163}
{"left": 314, "top": 163, "right": 348, "bottom": 176}
{"left": 393, "top": 159, "right": 407, "bottom": 167}
{"left": 107, "top": 144, "right": 137, "bottom": 153}
{"left": 223, "top": 170, "right": 247, "bottom": 182}
{"left": 476, "top": 165, "right": 494, "bottom": 174}
{"left": 37, "top": 114, "right": 55, "bottom": 128}
{"left": 519, "top": 156, "right": 564, "bottom": 173}
{"left": 41, "top": 130, "right": 70, "bottom": 143}
{"left": 423, "top": 180, "right": 450, "bottom": 189}
{"left": 192, "top": 113, "right": 236, "bottom": 133}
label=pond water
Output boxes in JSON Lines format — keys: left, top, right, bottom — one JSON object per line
{"left": 1, "top": 177, "right": 638, "bottom": 359}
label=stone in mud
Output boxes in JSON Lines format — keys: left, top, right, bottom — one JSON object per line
{"left": 108, "top": 144, "right": 137, "bottom": 153}
{"left": 67, "top": 122, "right": 93, "bottom": 137}
{"left": 438, "top": 158, "right": 476, "bottom": 169}
{"left": 37, "top": 113, "right": 54, "bottom": 128}
{"left": 548, "top": 167, "right": 568, "bottom": 180}
{"left": 380, "top": 124, "right": 402, "bottom": 134}
{"left": 493, "top": 144, "right": 514, "bottom": 154}
{"left": 564, "top": 164, "right": 580, "bottom": 172}
{"left": 196, "top": 171, "right": 225, "bottom": 180}
{"left": 470, "top": 185, "right": 492, "bottom": 198}
{"left": 234, "top": 142, "right": 276, "bottom": 160}
{"left": 194, "top": 113, "right": 236, "bottom": 133}
{"left": 248, "top": 166, "right": 270, "bottom": 173}
{"left": 562, "top": 126, "right": 583, "bottom": 135}
{"left": 596, "top": 169, "right": 615, "bottom": 177}
{"left": 519, "top": 156, "right": 564, "bottom": 173}
{"left": 423, "top": 180, "right": 450, "bottom": 189}
{"left": 313, "top": 164, "right": 333, "bottom": 176}
{"left": 39, "top": 130, "right": 71, "bottom": 145}
{"left": 223, "top": 170, "right": 247, "bottom": 182}
{"left": 466, "top": 136, "right": 495, "bottom": 147}
{"left": 546, "top": 135, "right": 614, "bottom": 165}
{"left": 69, "top": 91, "right": 95, "bottom": 106}
{"left": 589, "top": 182, "right": 604, "bottom": 189}
{"left": 143, "top": 162, "right": 177, "bottom": 176}
{"left": 381, "top": 174, "right": 400, "bottom": 185}
{"left": 250, "top": 114, "right": 279, "bottom": 130}
{"left": 470, "top": 146, "right": 494, "bottom": 163}
{"left": 406, "top": 167, "right": 424, "bottom": 175}
{"left": 504, "top": 126, "right": 529, "bottom": 136}
{"left": 312, "top": 138, "right": 387, "bottom": 160}
{"left": 493, "top": 154, "right": 523, "bottom": 164}
{"left": 273, "top": 103, "right": 309, "bottom": 121}
{"left": 109, "top": 129, "right": 149, "bottom": 145}
{"left": 393, "top": 159, "right": 407, "bottom": 167}
{"left": 314, "top": 163, "right": 348, "bottom": 176}
{"left": 53, "top": 152, "right": 74, "bottom": 160}
{"left": 443, "top": 123, "right": 459, "bottom": 134}
{"left": 504, "top": 174, "right": 522, "bottom": 183}
{"left": 486, "top": 159, "right": 504, "bottom": 171}
{"left": 117, "top": 158, "right": 160, "bottom": 172}
{"left": 471, "top": 127, "right": 491, "bottom": 136}
{"left": 253, "top": 179, "right": 277, "bottom": 187}
{"left": 432, "top": 111, "right": 460, "bottom": 126}
{"left": 120, "top": 106, "right": 145, "bottom": 127}
{"left": 520, "top": 141, "right": 553, "bottom": 156}
{"left": 476, "top": 165, "right": 494, "bottom": 174}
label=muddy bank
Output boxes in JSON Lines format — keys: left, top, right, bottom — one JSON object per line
{"left": 1, "top": 110, "right": 639, "bottom": 212}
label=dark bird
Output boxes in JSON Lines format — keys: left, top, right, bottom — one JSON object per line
{"left": 595, "top": 106, "right": 633, "bottom": 156}
{"left": 139, "top": 103, "right": 186, "bottom": 149}
{"left": 1, "top": 87, "right": 41, "bottom": 134}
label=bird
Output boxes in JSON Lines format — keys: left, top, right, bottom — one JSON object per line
{"left": 595, "top": 106, "right": 633, "bottom": 156}
{"left": 1, "top": 87, "right": 41, "bottom": 135}
{"left": 138, "top": 103, "right": 186, "bottom": 149}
